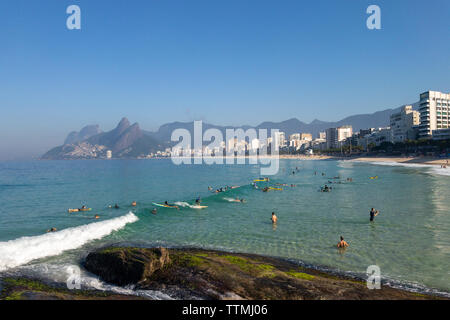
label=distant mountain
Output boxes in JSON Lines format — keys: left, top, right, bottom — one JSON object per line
{"left": 42, "top": 118, "right": 165, "bottom": 159}
{"left": 147, "top": 106, "right": 403, "bottom": 143}
{"left": 64, "top": 125, "right": 102, "bottom": 144}
{"left": 42, "top": 105, "right": 407, "bottom": 159}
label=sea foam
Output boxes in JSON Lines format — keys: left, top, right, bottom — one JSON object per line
{"left": 0, "top": 212, "right": 138, "bottom": 271}
{"left": 348, "top": 160, "right": 450, "bottom": 177}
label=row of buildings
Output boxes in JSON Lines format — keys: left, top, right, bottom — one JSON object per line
{"left": 314, "top": 90, "right": 450, "bottom": 152}
{"left": 149, "top": 90, "right": 449, "bottom": 157}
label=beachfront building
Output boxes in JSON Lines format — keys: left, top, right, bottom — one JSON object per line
{"left": 390, "top": 105, "right": 420, "bottom": 142}
{"left": 318, "top": 131, "right": 326, "bottom": 139}
{"left": 272, "top": 132, "right": 286, "bottom": 148}
{"left": 432, "top": 128, "right": 450, "bottom": 140}
{"left": 418, "top": 90, "right": 450, "bottom": 139}
{"left": 358, "top": 127, "right": 392, "bottom": 148}
{"left": 288, "top": 133, "right": 313, "bottom": 150}
{"left": 326, "top": 125, "right": 353, "bottom": 149}
{"left": 106, "top": 150, "right": 112, "bottom": 159}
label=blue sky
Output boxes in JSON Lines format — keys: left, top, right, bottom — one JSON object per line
{"left": 0, "top": 0, "right": 449, "bottom": 159}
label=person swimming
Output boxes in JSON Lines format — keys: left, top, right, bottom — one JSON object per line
{"left": 46, "top": 227, "right": 57, "bottom": 233}
{"left": 337, "top": 236, "right": 349, "bottom": 248}
{"left": 94, "top": 215, "right": 100, "bottom": 219}
{"left": 271, "top": 212, "right": 278, "bottom": 224}
{"left": 151, "top": 208, "right": 157, "bottom": 214}
{"left": 114, "top": 204, "right": 120, "bottom": 209}
{"left": 370, "top": 208, "right": 379, "bottom": 222}
{"left": 131, "top": 201, "right": 137, "bottom": 207}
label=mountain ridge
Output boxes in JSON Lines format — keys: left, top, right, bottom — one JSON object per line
{"left": 41, "top": 105, "right": 407, "bottom": 159}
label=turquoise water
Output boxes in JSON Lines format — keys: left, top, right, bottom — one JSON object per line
{"left": 0, "top": 159, "right": 449, "bottom": 295}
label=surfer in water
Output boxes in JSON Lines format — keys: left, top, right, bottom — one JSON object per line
{"left": 131, "top": 201, "right": 137, "bottom": 207}
{"left": 337, "top": 236, "right": 349, "bottom": 248}
{"left": 164, "top": 201, "right": 179, "bottom": 209}
{"left": 195, "top": 196, "right": 201, "bottom": 204}
{"left": 46, "top": 227, "right": 57, "bottom": 233}
{"left": 370, "top": 208, "right": 379, "bottom": 222}
{"left": 151, "top": 208, "right": 157, "bottom": 214}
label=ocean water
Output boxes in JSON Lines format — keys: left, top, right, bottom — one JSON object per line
{"left": 0, "top": 159, "right": 449, "bottom": 297}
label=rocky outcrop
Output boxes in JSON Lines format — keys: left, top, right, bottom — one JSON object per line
{"left": 84, "top": 247, "right": 170, "bottom": 286}
{"left": 83, "top": 247, "right": 444, "bottom": 300}
{"left": 42, "top": 118, "right": 163, "bottom": 159}
{"left": 64, "top": 125, "right": 102, "bottom": 145}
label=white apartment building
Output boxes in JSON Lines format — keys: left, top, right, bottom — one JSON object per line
{"left": 390, "top": 105, "right": 420, "bottom": 142}
{"left": 326, "top": 126, "right": 353, "bottom": 149}
{"left": 418, "top": 90, "right": 450, "bottom": 138}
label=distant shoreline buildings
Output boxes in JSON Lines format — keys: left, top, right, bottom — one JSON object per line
{"left": 144, "top": 90, "right": 450, "bottom": 158}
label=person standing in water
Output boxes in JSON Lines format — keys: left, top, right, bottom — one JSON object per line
{"left": 271, "top": 212, "right": 278, "bottom": 224}
{"left": 370, "top": 208, "right": 379, "bottom": 222}
{"left": 195, "top": 196, "right": 201, "bottom": 204}
{"left": 337, "top": 236, "right": 349, "bottom": 248}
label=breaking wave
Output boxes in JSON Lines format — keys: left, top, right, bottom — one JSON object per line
{"left": 0, "top": 212, "right": 139, "bottom": 271}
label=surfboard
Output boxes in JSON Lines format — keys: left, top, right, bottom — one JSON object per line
{"left": 190, "top": 205, "right": 208, "bottom": 209}
{"left": 68, "top": 208, "right": 91, "bottom": 213}
{"left": 269, "top": 187, "right": 282, "bottom": 191}
{"left": 152, "top": 202, "right": 178, "bottom": 208}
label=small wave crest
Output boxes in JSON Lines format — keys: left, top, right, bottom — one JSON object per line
{"left": 0, "top": 212, "right": 139, "bottom": 272}
{"left": 349, "top": 160, "right": 450, "bottom": 177}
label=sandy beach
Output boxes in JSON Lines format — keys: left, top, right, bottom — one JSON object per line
{"left": 274, "top": 154, "right": 448, "bottom": 167}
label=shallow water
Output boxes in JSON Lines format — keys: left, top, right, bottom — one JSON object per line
{"left": 0, "top": 159, "right": 449, "bottom": 296}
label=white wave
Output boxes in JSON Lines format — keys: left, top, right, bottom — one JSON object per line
{"left": 8, "top": 262, "right": 174, "bottom": 300}
{"left": 174, "top": 201, "right": 193, "bottom": 208}
{"left": 0, "top": 212, "right": 138, "bottom": 272}
{"left": 348, "top": 160, "right": 450, "bottom": 177}
{"left": 174, "top": 201, "right": 206, "bottom": 209}
{"left": 223, "top": 197, "right": 241, "bottom": 202}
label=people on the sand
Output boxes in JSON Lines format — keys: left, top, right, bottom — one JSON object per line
{"left": 271, "top": 212, "right": 278, "bottom": 224}
{"left": 337, "top": 236, "right": 349, "bottom": 248}
{"left": 131, "top": 201, "right": 137, "bottom": 207}
{"left": 47, "top": 227, "right": 57, "bottom": 233}
{"left": 370, "top": 208, "right": 379, "bottom": 222}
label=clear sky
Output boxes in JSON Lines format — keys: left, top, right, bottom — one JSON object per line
{"left": 0, "top": 0, "right": 449, "bottom": 160}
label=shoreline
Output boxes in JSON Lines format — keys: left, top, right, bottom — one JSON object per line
{"left": 1, "top": 247, "right": 447, "bottom": 300}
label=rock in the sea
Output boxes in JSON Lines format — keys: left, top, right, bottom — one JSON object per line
{"left": 84, "top": 247, "right": 170, "bottom": 286}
